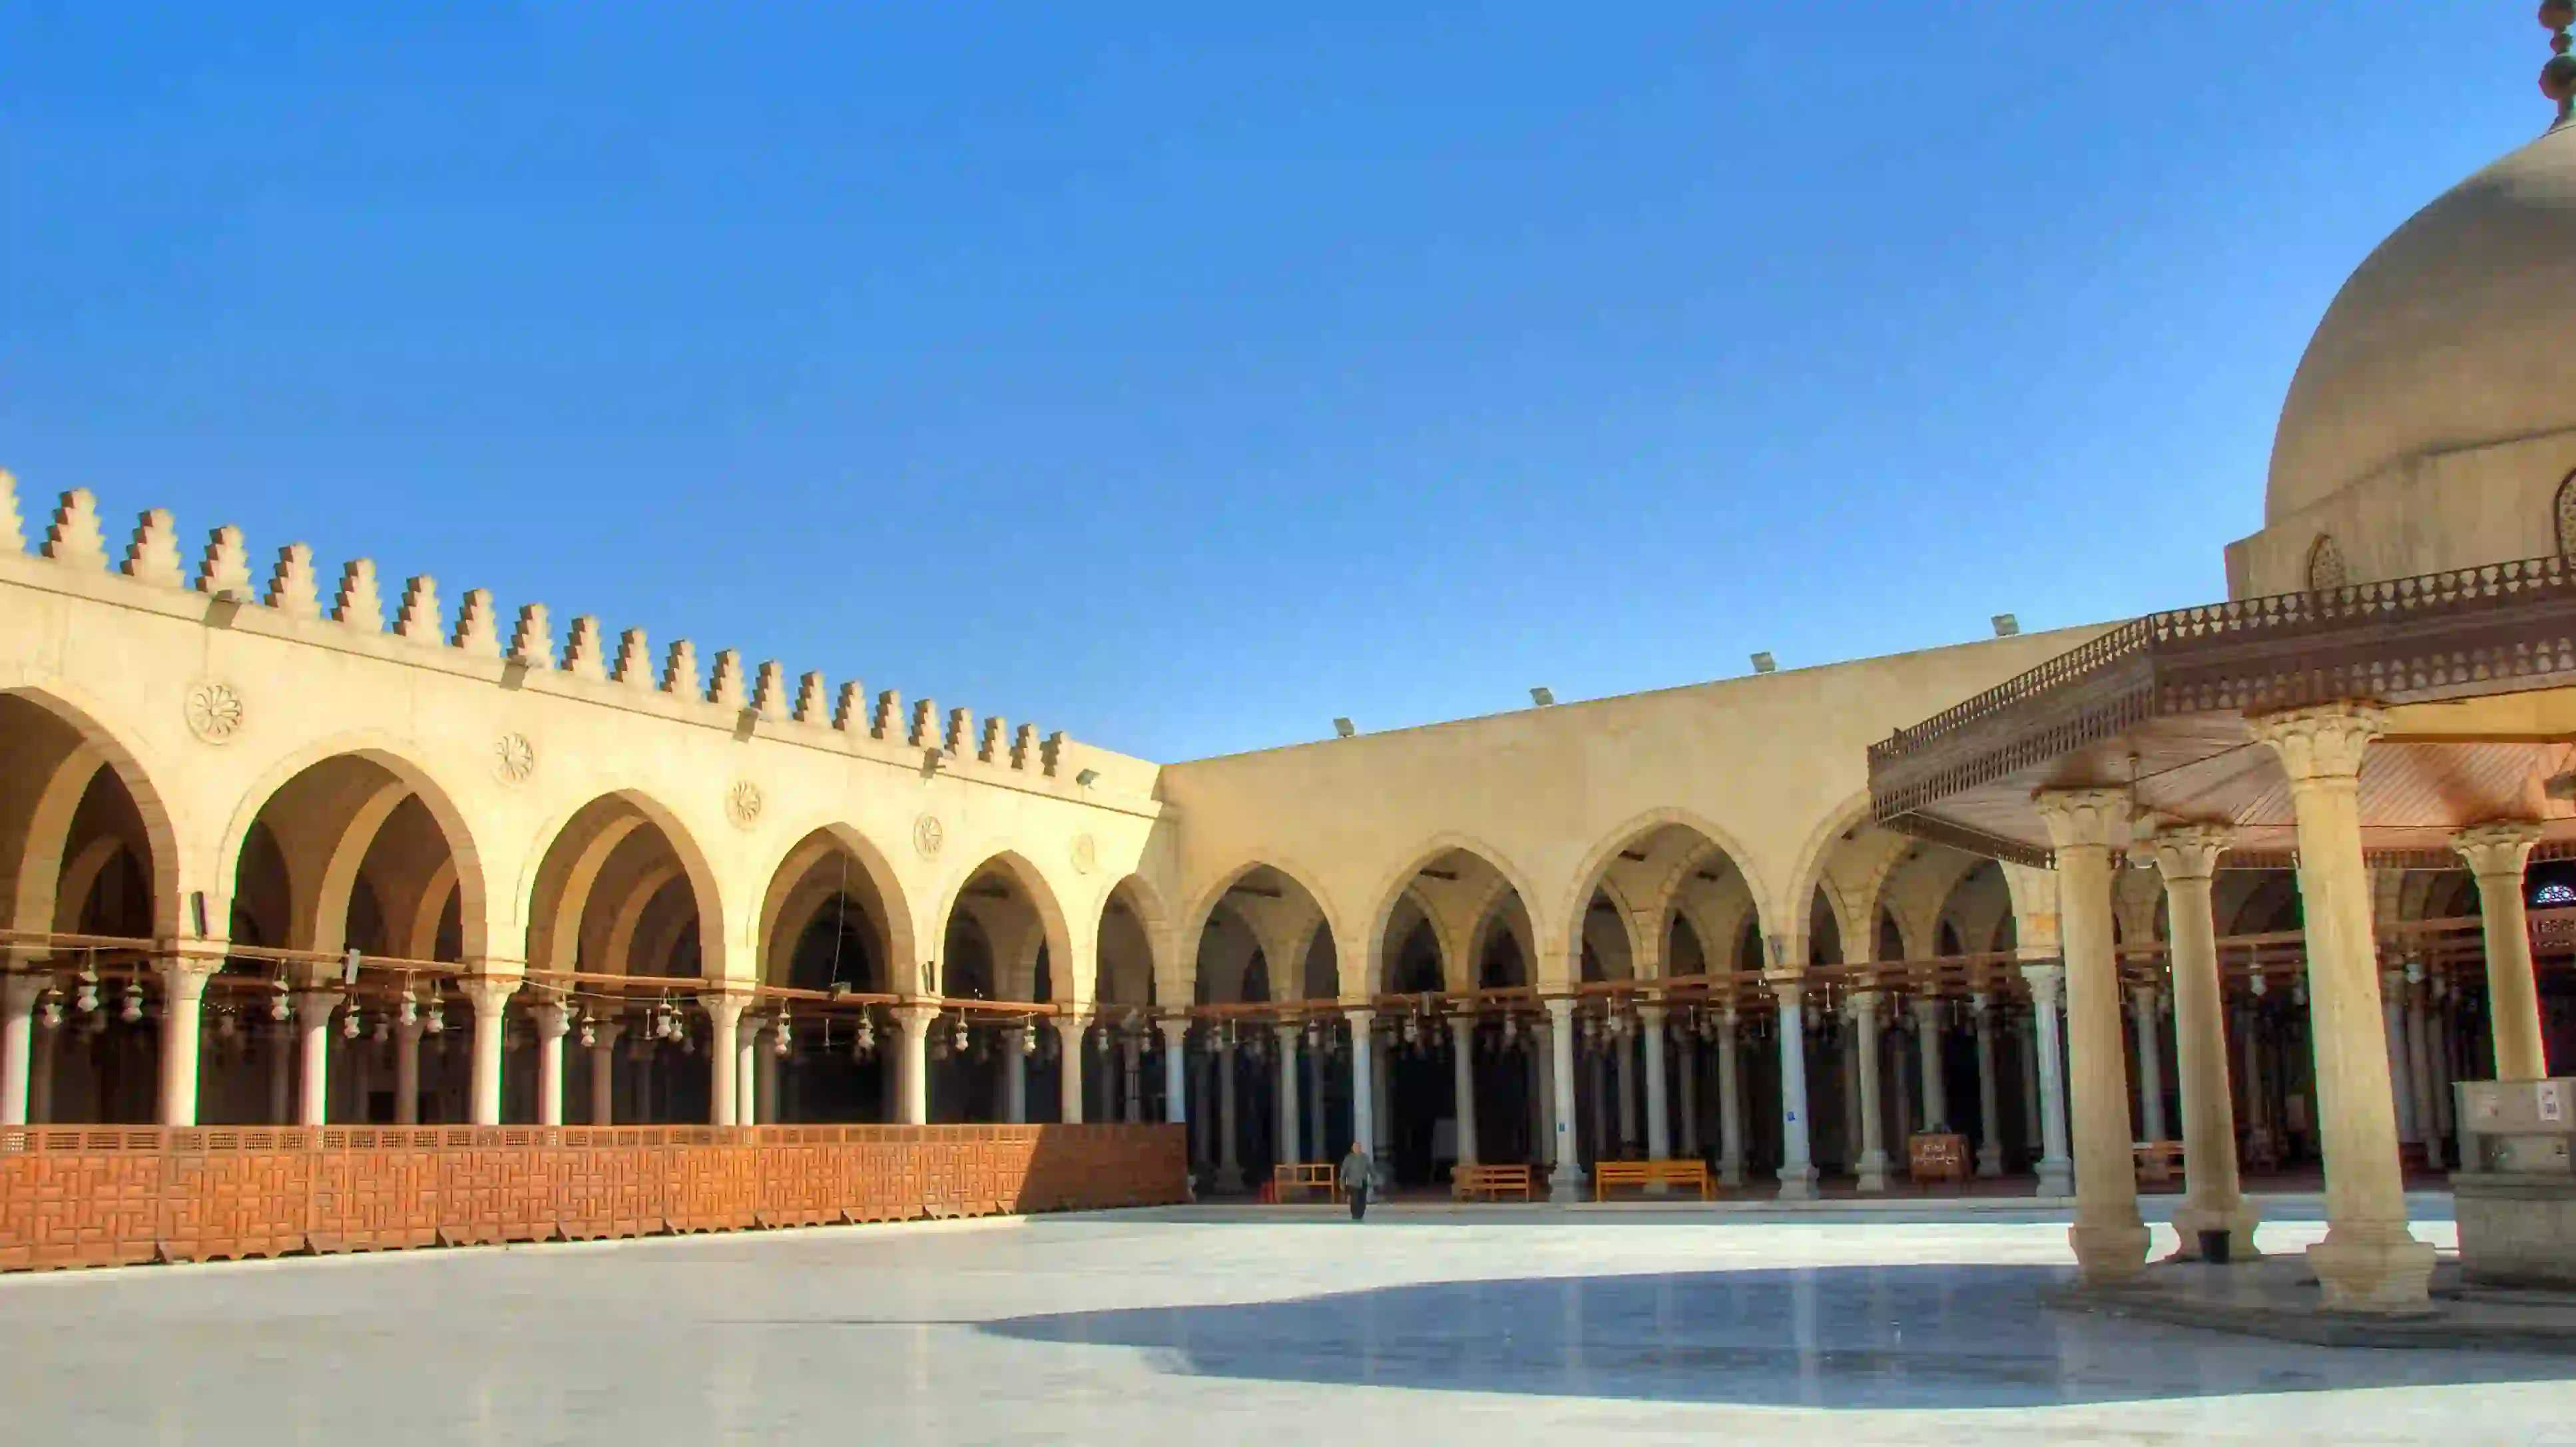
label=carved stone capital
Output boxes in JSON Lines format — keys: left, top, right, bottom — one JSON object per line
{"left": 2147, "top": 823, "right": 2234, "bottom": 883}
{"left": 2453, "top": 819, "right": 2546, "bottom": 880}
{"left": 531, "top": 999, "right": 572, "bottom": 1040}
{"left": 2017, "top": 960, "right": 2065, "bottom": 1009}
{"left": 1843, "top": 988, "right": 1880, "bottom": 1023}
{"left": 694, "top": 987, "right": 751, "bottom": 1029}
{"left": 457, "top": 974, "right": 523, "bottom": 1017}
{"left": 2248, "top": 701, "right": 2386, "bottom": 784}
{"left": 294, "top": 989, "right": 344, "bottom": 1028}
{"left": 2033, "top": 787, "right": 2134, "bottom": 853}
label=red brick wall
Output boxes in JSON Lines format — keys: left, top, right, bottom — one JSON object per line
{"left": 0, "top": 1124, "right": 1187, "bottom": 1270}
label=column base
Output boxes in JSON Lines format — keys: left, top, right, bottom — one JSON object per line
{"left": 2035, "top": 1156, "right": 2074, "bottom": 1199}
{"left": 1549, "top": 1161, "right": 1589, "bottom": 1203}
{"left": 1215, "top": 1165, "right": 1244, "bottom": 1195}
{"left": 1719, "top": 1158, "right": 1744, "bottom": 1189}
{"left": 2069, "top": 1217, "right": 2151, "bottom": 1285}
{"left": 2169, "top": 1197, "right": 2264, "bottom": 1261}
{"left": 1774, "top": 1164, "right": 1818, "bottom": 1201}
{"left": 2307, "top": 1230, "right": 2436, "bottom": 1315}
{"left": 1856, "top": 1149, "right": 1890, "bottom": 1193}
{"left": 1975, "top": 1143, "right": 2004, "bottom": 1178}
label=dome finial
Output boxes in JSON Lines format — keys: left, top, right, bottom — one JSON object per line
{"left": 2544, "top": 1, "right": 2576, "bottom": 129}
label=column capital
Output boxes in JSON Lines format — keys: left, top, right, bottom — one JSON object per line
{"left": 696, "top": 988, "right": 751, "bottom": 1028}
{"left": 1969, "top": 990, "right": 1993, "bottom": 1016}
{"left": 2453, "top": 818, "right": 2545, "bottom": 879}
{"left": 531, "top": 999, "right": 572, "bottom": 1039}
{"left": 1842, "top": 987, "right": 1880, "bottom": 1022}
{"left": 589, "top": 1019, "right": 624, "bottom": 1050}
{"left": 459, "top": 974, "right": 522, "bottom": 1015}
{"left": 2, "top": 973, "right": 45, "bottom": 1015}
{"left": 2248, "top": 701, "right": 2385, "bottom": 783}
{"left": 1637, "top": 1001, "right": 1666, "bottom": 1025}
{"left": 2017, "top": 960, "right": 2065, "bottom": 1008}
{"left": 156, "top": 954, "right": 225, "bottom": 998}
{"left": 2147, "top": 822, "right": 2233, "bottom": 882}
{"left": 1445, "top": 1014, "right": 1475, "bottom": 1040}
{"left": 1543, "top": 995, "right": 1577, "bottom": 1023}
{"left": 2034, "top": 787, "right": 2134, "bottom": 851}
{"left": 1910, "top": 995, "right": 1943, "bottom": 1026}
{"left": 1272, "top": 1021, "right": 1302, "bottom": 1045}
{"left": 1341, "top": 1006, "right": 1374, "bottom": 1027}
{"left": 1766, "top": 972, "right": 1804, "bottom": 1010}
{"left": 293, "top": 988, "right": 343, "bottom": 1026}
{"left": 1156, "top": 1017, "right": 1190, "bottom": 1046}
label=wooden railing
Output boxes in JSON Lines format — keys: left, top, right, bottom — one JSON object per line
{"left": 0, "top": 1122, "right": 1185, "bottom": 1271}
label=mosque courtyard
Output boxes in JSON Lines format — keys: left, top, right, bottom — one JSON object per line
{"left": 5, "top": 1201, "right": 2569, "bottom": 1445}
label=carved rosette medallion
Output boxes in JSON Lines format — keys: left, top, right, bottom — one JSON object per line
{"left": 913, "top": 813, "right": 945, "bottom": 858}
{"left": 726, "top": 779, "right": 764, "bottom": 831}
{"left": 184, "top": 680, "right": 245, "bottom": 744}
{"left": 493, "top": 732, "right": 536, "bottom": 785}
{"left": 1071, "top": 833, "right": 1098, "bottom": 875}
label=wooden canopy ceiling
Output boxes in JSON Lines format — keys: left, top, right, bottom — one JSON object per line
{"left": 1869, "top": 554, "right": 2576, "bottom": 867}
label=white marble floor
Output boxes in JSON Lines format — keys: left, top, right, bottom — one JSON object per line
{"left": 2, "top": 1198, "right": 2569, "bottom": 1444}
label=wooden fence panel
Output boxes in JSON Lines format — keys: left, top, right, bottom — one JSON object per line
{"left": 0, "top": 1124, "right": 1183, "bottom": 1271}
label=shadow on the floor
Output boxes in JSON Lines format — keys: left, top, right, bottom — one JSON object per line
{"left": 974, "top": 1261, "right": 2566, "bottom": 1408}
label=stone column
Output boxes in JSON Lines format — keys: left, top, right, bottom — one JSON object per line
{"left": 2454, "top": 821, "right": 2546, "bottom": 1080}
{"left": 1716, "top": 1004, "right": 1745, "bottom": 1187}
{"left": 699, "top": 990, "right": 746, "bottom": 1128}
{"left": 1531, "top": 1016, "right": 1555, "bottom": 1167}
{"left": 266, "top": 1020, "right": 294, "bottom": 1124}
{"left": 1053, "top": 1014, "right": 1086, "bottom": 1124}
{"left": 587, "top": 1021, "right": 621, "bottom": 1125}
{"left": 1770, "top": 974, "right": 1818, "bottom": 1200}
{"left": 1160, "top": 1020, "right": 1190, "bottom": 1126}
{"left": 1372, "top": 1026, "right": 1394, "bottom": 1175}
{"left": 1274, "top": 1024, "right": 1302, "bottom": 1166}
{"left": 2404, "top": 972, "right": 2438, "bottom": 1162}
{"left": 2020, "top": 966, "right": 2075, "bottom": 1197}
{"left": 1545, "top": 998, "right": 1584, "bottom": 1201}
{"left": 1913, "top": 997, "right": 1949, "bottom": 1135}
{"left": 2250, "top": 703, "right": 2434, "bottom": 1311}
{"left": 1615, "top": 1029, "right": 1640, "bottom": 1154}
{"left": 1216, "top": 1034, "right": 1243, "bottom": 1191}
{"left": 2151, "top": 823, "right": 2258, "bottom": 1259}
{"left": 758, "top": 1022, "right": 782, "bottom": 1126}
{"left": 531, "top": 998, "right": 569, "bottom": 1127}
{"left": 1306, "top": 1029, "right": 1326, "bottom": 1148}
{"left": 1447, "top": 1016, "right": 1479, "bottom": 1168}
{"left": 1850, "top": 991, "right": 1890, "bottom": 1191}
{"left": 156, "top": 959, "right": 219, "bottom": 1126}
{"left": 1971, "top": 991, "right": 2005, "bottom": 1177}
{"left": 1346, "top": 1010, "right": 1375, "bottom": 1161}
{"left": 2379, "top": 971, "right": 2418, "bottom": 1147}
{"left": 999, "top": 1026, "right": 1028, "bottom": 1124}
{"left": 735, "top": 1016, "right": 761, "bottom": 1126}
{"left": 2017, "top": 1008, "right": 2043, "bottom": 1154}
{"left": 1640, "top": 1005, "right": 1672, "bottom": 1171}
{"left": 394, "top": 1018, "right": 422, "bottom": 1125}
{"left": 27, "top": 1016, "right": 53, "bottom": 1125}
{"left": 1839, "top": 1024, "right": 1862, "bottom": 1171}
{"left": 1588, "top": 1040, "right": 1609, "bottom": 1161}
{"left": 2034, "top": 789, "right": 2148, "bottom": 1283}
{"left": 2233, "top": 1002, "right": 2266, "bottom": 1159}
{"left": 1, "top": 974, "right": 43, "bottom": 1126}
{"left": 2129, "top": 986, "right": 2169, "bottom": 1143}
{"left": 457, "top": 976, "right": 519, "bottom": 1126}
{"left": 1676, "top": 1018, "right": 1700, "bottom": 1159}
{"left": 1120, "top": 1034, "right": 1145, "bottom": 1125}
{"left": 894, "top": 1005, "right": 933, "bottom": 1126}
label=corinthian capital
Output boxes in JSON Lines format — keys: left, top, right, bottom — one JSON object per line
{"left": 2147, "top": 823, "right": 2234, "bottom": 883}
{"left": 2033, "top": 787, "right": 2133, "bottom": 853}
{"left": 2452, "top": 819, "right": 2545, "bottom": 880}
{"left": 2248, "top": 702, "right": 2385, "bottom": 784}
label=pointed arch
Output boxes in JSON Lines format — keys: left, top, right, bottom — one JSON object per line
{"left": 0, "top": 683, "right": 185, "bottom": 943}
{"left": 929, "top": 847, "right": 1074, "bottom": 1002}
{"left": 1358, "top": 833, "right": 1549, "bottom": 991}
{"left": 520, "top": 786, "right": 726, "bottom": 978}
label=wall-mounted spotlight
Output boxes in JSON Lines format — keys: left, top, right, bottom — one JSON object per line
{"left": 1991, "top": 613, "right": 2021, "bottom": 638}
{"left": 1332, "top": 718, "right": 1356, "bottom": 739}
{"left": 1750, "top": 652, "right": 1778, "bottom": 675}
{"left": 1075, "top": 767, "right": 1101, "bottom": 787}
{"left": 1529, "top": 687, "right": 1555, "bottom": 706}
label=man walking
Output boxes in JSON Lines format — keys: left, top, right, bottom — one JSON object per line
{"left": 1339, "top": 1140, "right": 1378, "bottom": 1221}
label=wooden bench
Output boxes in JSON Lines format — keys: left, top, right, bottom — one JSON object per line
{"left": 1452, "top": 1163, "right": 1537, "bottom": 1201}
{"left": 1594, "top": 1159, "right": 1714, "bottom": 1201}
{"left": 2133, "top": 1141, "right": 2183, "bottom": 1185}
{"left": 1272, "top": 1163, "right": 1342, "bottom": 1203}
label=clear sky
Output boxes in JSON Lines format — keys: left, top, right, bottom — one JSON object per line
{"left": 0, "top": 5, "right": 2550, "bottom": 763}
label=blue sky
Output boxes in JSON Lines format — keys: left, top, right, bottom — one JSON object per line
{"left": 0, "top": 5, "right": 2549, "bottom": 761}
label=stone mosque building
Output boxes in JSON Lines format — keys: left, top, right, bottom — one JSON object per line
{"left": 5, "top": 11, "right": 2576, "bottom": 1313}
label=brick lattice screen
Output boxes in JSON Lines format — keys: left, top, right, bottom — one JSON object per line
{"left": 0, "top": 1124, "right": 1186, "bottom": 1271}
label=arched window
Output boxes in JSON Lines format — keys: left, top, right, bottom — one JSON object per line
{"left": 2533, "top": 881, "right": 2576, "bottom": 907}
{"left": 2554, "top": 471, "right": 2576, "bottom": 556}
{"left": 2306, "top": 534, "right": 2348, "bottom": 593}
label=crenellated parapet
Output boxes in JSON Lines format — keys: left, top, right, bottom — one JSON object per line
{"left": 0, "top": 469, "right": 1079, "bottom": 781}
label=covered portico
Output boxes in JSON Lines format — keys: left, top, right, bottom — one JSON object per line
{"left": 1870, "top": 558, "right": 2576, "bottom": 1311}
